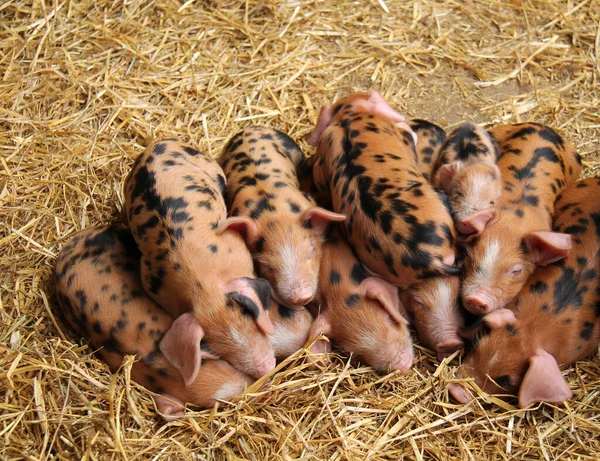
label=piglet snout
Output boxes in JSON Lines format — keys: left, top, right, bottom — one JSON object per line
{"left": 288, "top": 284, "right": 315, "bottom": 306}
{"left": 464, "top": 294, "right": 494, "bottom": 315}
{"left": 390, "top": 349, "right": 414, "bottom": 374}
{"left": 252, "top": 355, "right": 276, "bottom": 379}
{"left": 436, "top": 337, "right": 464, "bottom": 361}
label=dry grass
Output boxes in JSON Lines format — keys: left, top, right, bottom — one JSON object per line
{"left": 2, "top": 0, "right": 600, "bottom": 459}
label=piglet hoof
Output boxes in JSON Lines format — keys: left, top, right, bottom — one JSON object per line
{"left": 155, "top": 394, "right": 186, "bottom": 422}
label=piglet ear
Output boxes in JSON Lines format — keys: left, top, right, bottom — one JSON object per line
{"left": 434, "top": 161, "right": 462, "bottom": 191}
{"left": 359, "top": 277, "right": 409, "bottom": 326}
{"left": 518, "top": 349, "right": 572, "bottom": 408}
{"left": 308, "top": 104, "right": 333, "bottom": 147}
{"left": 227, "top": 278, "right": 275, "bottom": 336}
{"left": 457, "top": 208, "right": 499, "bottom": 242}
{"left": 307, "top": 313, "right": 332, "bottom": 355}
{"left": 365, "top": 91, "right": 406, "bottom": 124}
{"left": 160, "top": 313, "right": 206, "bottom": 387}
{"left": 524, "top": 231, "right": 572, "bottom": 266}
{"left": 217, "top": 217, "right": 259, "bottom": 244}
{"left": 301, "top": 207, "right": 346, "bottom": 234}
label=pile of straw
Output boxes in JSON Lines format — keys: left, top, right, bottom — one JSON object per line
{"left": 2, "top": 0, "right": 599, "bottom": 458}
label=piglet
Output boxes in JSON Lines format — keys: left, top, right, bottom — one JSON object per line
{"left": 408, "top": 119, "right": 447, "bottom": 181}
{"left": 268, "top": 300, "right": 314, "bottom": 360}
{"left": 309, "top": 92, "right": 459, "bottom": 289}
{"left": 430, "top": 123, "right": 502, "bottom": 240}
{"left": 54, "top": 225, "right": 254, "bottom": 421}
{"left": 399, "top": 275, "right": 464, "bottom": 361}
{"left": 218, "top": 127, "right": 345, "bottom": 309}
{"left": 461, "top": 123, "right": 581, "bottom": 314}
{"left": 124, "top": 139, "right": 275, "bottom": 380}
{"left": 307, "top": 229, "right": 414, "bottom": 373}
{"left": 450, "top": 177, "right": 600, "bottom": 408}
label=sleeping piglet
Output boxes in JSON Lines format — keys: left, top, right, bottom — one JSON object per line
{"left": 309, "top": 92, "right": 460, "bottom": 289}
{"left": 431, "top": 123, "right": 502, "bottom": 240}
{"left": 450, "top": 177, "right": 600, "bottom": 408}
{"left": 307, "top": 228, "right": 414, "bottom": 373}
{"left": 218, "top": 127, "right": 345, "bottom": 308}
{"left": 54, "top": 225, "right": 254, "bottom": 421}
{"left": 399, "top": 275, "right": 464, "bottom": 361}
{"left": 461, "top": 123, "right": 581, "bottom": 314}
{"left": 124, "top": 139, "right": 275, "bottom": 380}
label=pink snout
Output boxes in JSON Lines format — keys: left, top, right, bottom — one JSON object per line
{"left": 464, "top": 294, "right": 495, "bottom": 315}
{"left": 287, "top": 284, "right": 315, "bottom": 306}
{"left": 251, "top": 355, "right": 276, "bottom": 379}
{"left": 390, "top": 349, "right": 414, "bottom": 374}
{"left": 436, "top": 337, "right": 464, "bottom": 361}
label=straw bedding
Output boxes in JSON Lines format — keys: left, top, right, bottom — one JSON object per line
{"left": 2, "top": 0, "right": 600, "bottom": 459}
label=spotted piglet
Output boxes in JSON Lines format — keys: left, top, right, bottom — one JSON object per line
{"left": 450, "top": 178, "right": 600, "bottom": 408}
{"left": 54, "top": 225, "right": 254, "bottom": 421}
{"left": 309, "top": 92, "right": 459, "bottom": 289}
{"left": 307, "top": 229, "right": 414, "bottom": 373}
{"left": 397, "top": 120, "right": 464, "bottom": 360}
{"left": 124, "top": 139, "right": 276, "bottom": 381}
{"left": 408, "top": 119, "right": 447, "bottom": 181}
{"left": 218, "top": 127, "right": 345, "bottom": 308}
{"left": 430, "top": 123, "right": 502, "bottom": 241}
{"left": 461, "top": 123, "right": 582, "bottom": 314}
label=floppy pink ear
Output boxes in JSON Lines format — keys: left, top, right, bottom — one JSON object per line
{"left": 217, "top": 217, "right": 259, "bottom": 244}
{"left": 518, "top": 349, "right": 572, "bottom": 408}
{"left": 359, "top": 277, "right": 409, "bottom": 326}
{"left": 160, "top": 313, "right": 214, "bottom": 386}
{"left": 434, "top": 162, "right": 462, "bottom": 190}
{"left": 457, "top": 208, "right": 499, "bottom": 241}
{"left": 301, "top": 207, "right": 346, "bottom": 233}
{"left": 308, "top": 104, "right": 334, "bottom": 147}
{"left": 524, "top": 231, "right": 572, "bottom": 266}
{"left": 307, "top": 313, "right": 332, "bottom": 354}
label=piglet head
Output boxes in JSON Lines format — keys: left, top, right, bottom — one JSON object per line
{"left": 246, "top": 208, "right": 345, "bottom": 309}
{"left": 441, "top": 162, "right": 502, "bottom": 239}
{"left": 330, "top": 277, "right": 414, "bottom": 374}
{"left": 461, "top": 224, "right": 571, "bottom": 315}
{"left": 453, "top": 309, "right": 572, "bottom": 408}
{"left": 401, "top": 276, "right": 465, "bottom": 361}
{"left": 208, "top": 277, "right": 276, "bottom": 379}
{"left": 453, "top": 308, "right": 530, "bottom": 400}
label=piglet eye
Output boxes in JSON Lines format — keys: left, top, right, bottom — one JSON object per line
{"left": 489, "top": 200, "right": 495, "bottom": 206}
{"left": 509, "top": 265, "right": 524, "bottom": 277}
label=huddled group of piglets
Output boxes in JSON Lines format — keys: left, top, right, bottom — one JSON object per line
{"left": 54, "top": 91, "right": 600, "bottom": 420}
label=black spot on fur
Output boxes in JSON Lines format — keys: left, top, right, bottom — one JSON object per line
{"left": 329, "top": 270, "right": 341, "bottom": 286}
{"left": 346, "top": 294, "right": 360, "bottom": 308}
